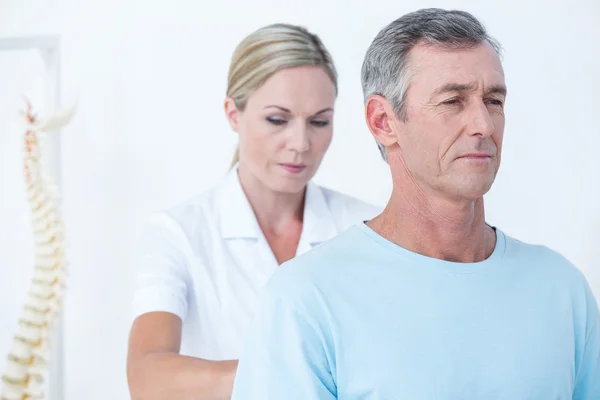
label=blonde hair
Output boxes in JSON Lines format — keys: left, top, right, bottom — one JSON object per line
{"left": 227, "top": 23, "right": 338, "bottom": 168}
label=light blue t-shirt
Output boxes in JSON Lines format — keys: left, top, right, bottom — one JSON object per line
{"left": 232, "top": 223, "right": 600, "bottom": 400}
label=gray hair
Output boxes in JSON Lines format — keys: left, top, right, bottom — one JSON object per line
{"left": 361, "top": 8, "right": 502, "bottom": 162}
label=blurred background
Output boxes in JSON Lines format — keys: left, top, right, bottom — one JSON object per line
{"left": 1, "top": 0, "right": 598, "bottom": 398}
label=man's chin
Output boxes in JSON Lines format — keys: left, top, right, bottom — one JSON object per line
{"left": 461, "top": 183, "right": 495, "bottom": 200}
{"left": 448, "top": 175, "right": 496, "bottom": 200}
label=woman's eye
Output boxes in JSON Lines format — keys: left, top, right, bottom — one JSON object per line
{"left": 267, "top": 117, "right": 286, "bottom": 125}
{"left": 311, "top": 120, "right": 329, "bottom": 127}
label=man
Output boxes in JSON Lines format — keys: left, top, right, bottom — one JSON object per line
{"left": 231, "top": 8, "right": 600, "bottom": 399}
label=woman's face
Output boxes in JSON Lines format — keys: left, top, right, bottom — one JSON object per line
{"left": 225, "top": 65, "right": 336, "bottom": 194}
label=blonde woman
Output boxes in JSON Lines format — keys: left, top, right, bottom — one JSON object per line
{"left": 126, "top": 23, "right": 381, "bottom": 400}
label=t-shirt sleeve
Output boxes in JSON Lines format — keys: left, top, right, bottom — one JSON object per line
{"left": 130, "top": 212, "right": 190, "bottom": 321}
{"left": 573, "top": 279, "right": 600, "bottom": 399}
{"left": 231, "top": 287, "right": 337, "bottom": 400}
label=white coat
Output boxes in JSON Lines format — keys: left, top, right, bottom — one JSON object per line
{"left": 131, "top": 167, "right": 381, "bottom": 360}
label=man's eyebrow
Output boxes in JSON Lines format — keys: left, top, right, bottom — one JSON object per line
{"left": 432, "top": 82, "right": 478, "bottom": 97}
{"left": 485, "top": 85, "right": 507, "bottom": 96}
{"left": 430, "top": 82, "right": 507, "bottom": 99}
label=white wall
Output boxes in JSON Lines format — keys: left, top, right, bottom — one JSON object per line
{"left": 0, "top": 0, "right": 598, "bottom": 399}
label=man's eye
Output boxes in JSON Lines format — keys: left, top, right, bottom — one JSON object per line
{"left": 486, "top": 99, "right": 504, "bottom": 107}
{"left": 442, "top": 98, "right": 460, "bottom": 105}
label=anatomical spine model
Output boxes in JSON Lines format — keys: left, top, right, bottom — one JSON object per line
{"left": 1, "top": 102, "right": 75, "bottom": 400}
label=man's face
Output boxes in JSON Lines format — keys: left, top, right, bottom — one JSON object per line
{"left": 393, "top": 41, "right": 506, "bottom": 201}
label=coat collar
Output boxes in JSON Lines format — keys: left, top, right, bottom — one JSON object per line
{"left": 219, "top": 166, "right": 338, "bottom": 246}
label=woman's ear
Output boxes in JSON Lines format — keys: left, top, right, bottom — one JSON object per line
{"left": 365, "top": 95, "right": 402, "bottom": 150}
{"left": 224, "top": 97, "right": 240, "bottom": 132}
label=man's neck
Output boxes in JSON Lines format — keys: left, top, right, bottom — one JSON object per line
{"left": 368, "top": 186, "right": 496, "bottom": 263}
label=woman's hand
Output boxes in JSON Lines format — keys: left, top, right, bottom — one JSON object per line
{"left": 127, "top": 312, "right": 239, "bottom": 400}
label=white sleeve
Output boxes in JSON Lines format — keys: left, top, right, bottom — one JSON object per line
{"left": 131, "top": 212, "right": 191, "bottom": 321}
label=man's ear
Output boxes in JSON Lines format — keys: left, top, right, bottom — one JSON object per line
{"left": 365, "top": 95, "right": 401, "bottom": 149}
{"left": 224, "top": 97, "right": 241, "bottom": 132}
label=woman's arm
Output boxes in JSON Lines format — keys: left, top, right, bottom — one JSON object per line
{"left": 127, "top": 311, "right": 238, "bottom": 400}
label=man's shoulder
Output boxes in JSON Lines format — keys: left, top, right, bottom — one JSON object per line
{"left": 261, "top": 226, "right": 368, "bottom": 303}
{"left": 504, "top": 232, "right": 599, "bottom": 329}
{"left": 502, "top": 230, "right": 588, "bottom": 284}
